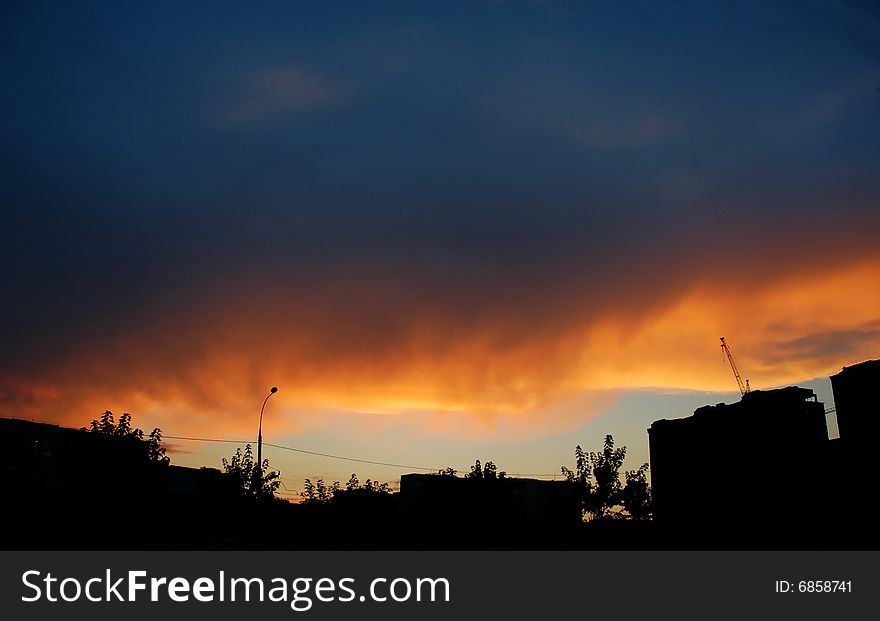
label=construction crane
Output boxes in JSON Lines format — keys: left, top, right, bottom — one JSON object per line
{"left": 720, "top": 336, "right": 750, "bottom": 396}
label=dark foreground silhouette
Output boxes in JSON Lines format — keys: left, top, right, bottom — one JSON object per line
{"left": 1, "top": 359, "right": 878, "bottom": 551}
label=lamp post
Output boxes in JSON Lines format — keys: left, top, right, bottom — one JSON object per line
{"left": 256, "top": 386, "right": 278, "bottom": 493}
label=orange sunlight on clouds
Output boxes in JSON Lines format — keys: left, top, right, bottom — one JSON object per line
{"left": 2, "top": 259, "right": 878, "bottom": 439}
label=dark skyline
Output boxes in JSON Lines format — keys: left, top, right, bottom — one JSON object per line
{"left": 2, "top": 1, "right": 879, "bottom": 485}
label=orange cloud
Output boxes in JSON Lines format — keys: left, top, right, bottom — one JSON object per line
{"left": 579, "top": 259, "right": 880, "bottom": 391}
{"left": 2, "top": 257, "right": 878, "bottom": 439}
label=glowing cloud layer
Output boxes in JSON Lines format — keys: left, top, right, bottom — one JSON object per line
{"left": 3, "top": 257, "right": 878, "bottom": 439}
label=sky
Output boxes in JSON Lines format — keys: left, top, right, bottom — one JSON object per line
{"left": 2, "top": 0, "right": 879, "bottom": 497}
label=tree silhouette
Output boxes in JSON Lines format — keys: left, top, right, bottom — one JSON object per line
{"left": 465, "top": 459, "right": 483, "bottom": 479}
{"left": 587, "top": 435, "right": 626, "bottom": 519}
{"left": 301, "top": 473, "right": 392, "bottom": 503}
{"left": 147, "top": 428, "right": 170, "bottom": 465}
{"left": 345, "top": 473, "right": 360, "bottom": 491}
{"left": 88, "top": 410, "right": 141, "bottom": 439}
{"left": 86, "top": 410, "right": 168, "bottom": 463}
{"left": 620, "top": 463, "right": 653, "bottom": 520}
{"left": 484, "top": 461, "right": 498, "bottom": 480}
{"left": 463, "top": 459, "right": 507, "bottom": 480}
{"left": 113, "top": 412, "right": 141, "bottom": 438}
{"left": 562, "top": 444, "right": 593, "bottom": 516}
{"left": 300, "top": 478, "right": 339, "bottom": 504}
{"left": 562, "top": 435, "right": 651, "bottom": 520}
{"left": 358, "top": 478, "right": 392, "bottom": 494}
{"left": 222, "top": 444, "right": 280, "bottom": 500}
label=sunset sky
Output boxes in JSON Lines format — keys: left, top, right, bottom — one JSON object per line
{"left": 2, "top": 1, "right": 879, "bottom": 496}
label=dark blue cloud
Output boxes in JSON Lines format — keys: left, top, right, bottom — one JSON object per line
{"left": 2, "top": 0, "right": 879, "bottom": 372}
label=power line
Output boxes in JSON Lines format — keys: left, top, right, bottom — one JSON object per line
{"left": 164, "top": 435, "right": 246, "bottom": 444}
{"left": 164, "top": 434, "right": 440, "bottom": 471}
{"left": 263, "top": 441, "right": 442, "bottom": 471}
{"left": 1, "top": 416, "right": 568, "bottom": 479}
{"left": 163, "top": 434, "right": 562, "bottom": 477}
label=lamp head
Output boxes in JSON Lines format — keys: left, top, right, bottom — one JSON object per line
{"left": 270, "top": 386, "right": 278, "bottom": 393}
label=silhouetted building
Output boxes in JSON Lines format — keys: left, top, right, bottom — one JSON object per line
{"left": 0, "top": 417, "right": 241, "bottom": 548}
{"left": 648, "top": 387, "right": 827, "bottom": 537}
{"left": 398, "top": 473, "right": 582, "bottom": 535}
{"left": 823, "top": 359, "right": 880, "bottom": 544}
{"left": 0, "top": 417, "right": 232, "bottom": 498}
{"left": 830, "top": 359, "right": 880, "bottom": 446}
{"left": 0, "top": 417, "right": 151, "bottom": 497}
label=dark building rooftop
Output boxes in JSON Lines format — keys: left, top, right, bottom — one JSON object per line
{"left": 0, "top": 417, "right": 240, "bottom": 548}
{"left": 830, "top": 358, "right": 880, "bottom": 447}
{"left": 398, "top": 472, "right": 582, "bottom": 532}
{"left": 648, "top": 386, "right": 828, "bottom": 533}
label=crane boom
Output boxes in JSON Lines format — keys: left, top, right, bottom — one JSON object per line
{"left": 720, "top": 337, "right": 750, "bottom": 396}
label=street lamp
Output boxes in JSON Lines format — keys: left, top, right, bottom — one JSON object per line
{"left": 256, "top": 386, "right": 278, "bottom": 492}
